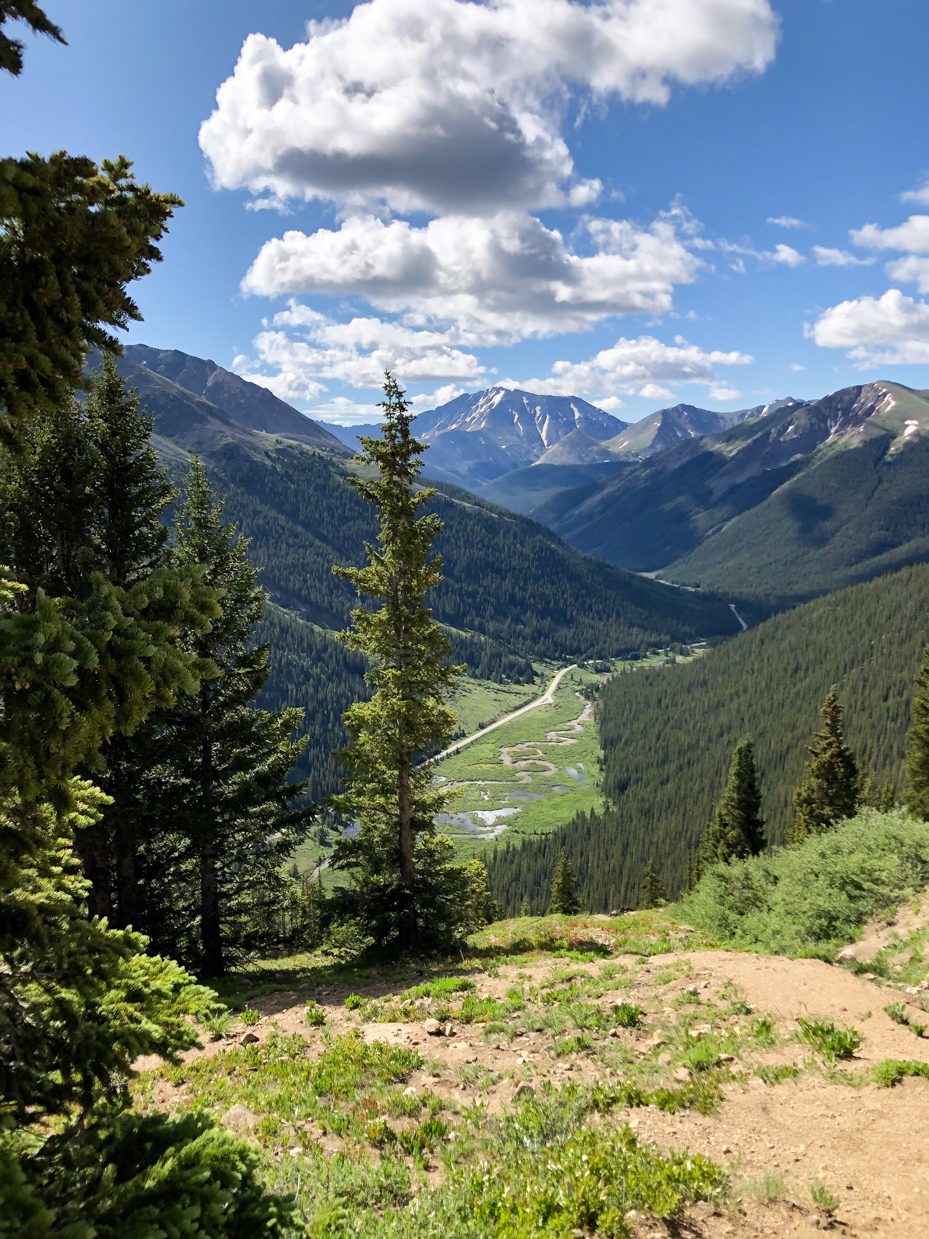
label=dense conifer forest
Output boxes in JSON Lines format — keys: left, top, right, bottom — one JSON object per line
{"left": 487, "top": 562, "right": 929, "bottom": 912}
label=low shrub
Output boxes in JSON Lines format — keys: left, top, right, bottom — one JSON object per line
{"left": 796, "top": 1017, "right": 861, "bottom": 1061}
{"left": 678, "top": 810, "right": 929, "bottom": 956}
{"left": 872, "top": 1058, "right": 929, "bottom": 1087}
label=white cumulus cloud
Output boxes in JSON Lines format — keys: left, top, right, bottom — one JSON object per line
{"left": 885, "top": 255, "right": 929, "bottom": 294}
{"left": 809, "top": 288, "right": 929, "bottom": 366}
{"left": 233, "top": 301, "right": 486, "bottom": 403}
{"left": 242, "top": 211, "right": 704, "bottom": 342}
{"left": 901, "top": 180, "right": 929, "bottom": 207}
{"left": 767, "top": 215, "right": 810, "bottom": 230}
{"left": 769, "top": 243, "right": 805, "bottom": 267}
{"left": 518, "top": 333, "right": 752, "bottom": 400}
{"left": 813, "top": 245, "right": 876, "bottom": 268}
{"left": 200, "top": 0, "right": 779, "bottom": 216}
{"left": 850, "top": 215, "right": 929, "bottom": 255}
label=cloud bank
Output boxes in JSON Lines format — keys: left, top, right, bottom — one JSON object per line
{"left": 200, "top": 0, "right": 779, "bottom": 215}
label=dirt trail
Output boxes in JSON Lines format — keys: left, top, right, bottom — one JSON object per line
{"left": 136, "top": 939, "right": 929, "bottom": 1239}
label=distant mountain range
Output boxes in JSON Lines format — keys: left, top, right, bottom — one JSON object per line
{"left": 535, "top": 380, "right": 929, "bottom": 605}
{"left": 326, "top": 387, "right": 627, "bottom": 489}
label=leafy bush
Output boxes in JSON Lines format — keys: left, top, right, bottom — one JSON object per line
{"left": 401, "top": 976, "right": 475, "bottom": 1001}
{"left": 678, "top": 810, "right": 929, "bottom": 955}
{"left": 611, "top": 1003, "right": 644, "bottom": 1028}
{"left": 885, "top": 1001, "right": 910, "bottom": 1025}
{"left": 796, "top": 1017, "right": 861, "bottom": 1061}
{"left": 240, "top": 1007, "right": 261, "bottom": 1027}
{"left": 755, "top": 1064, "right": 801, "bottom": 1085}
{"left": 344, "top": 994, "right": 365, "bottom": 1010}
{"left": 872, "top": 1058, "right": 929, "bottom": 1087}
{"left": 304, "top": 1001, "right": 327, "bottom": 1027}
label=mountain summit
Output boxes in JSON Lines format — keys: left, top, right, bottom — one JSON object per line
{"left": 384, "top": 386, "right": 624, "bottom": 487}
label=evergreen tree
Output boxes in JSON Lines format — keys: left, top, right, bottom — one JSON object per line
{"left": 789, "top": 689, "right": 861, "bottom": 844}
{"left": 519, "top": 896, "right": 532, "bottom": 917}
{"left": 0, "top": 23, "right": 293, "bottom": 1231}
{"left": 140, "top": 460, "right": 311, "bottom": 976}
{"left": 696, "top": 737, "right": 765, "bottom": 876}
{"left": 331, "top": 374, "right": 465, "bottom": 948}
{"left": 639, "top": 856, "right": 667, "bottom": 909}
{"left": 548, "top": 848, "right": 582, "bottom": 915}
{"left": 905, "top": 645, "right": 929, "bottom": 820}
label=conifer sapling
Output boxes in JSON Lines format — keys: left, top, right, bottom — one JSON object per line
{"left": 548, "top": 849, "right": 582, "bottom": 915}
{"left": 789, "top": 690, "right": 861, "bottom": 844}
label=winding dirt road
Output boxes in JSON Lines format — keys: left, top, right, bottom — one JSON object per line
{"left": 431, "top": 663, "right": 577, "bottom": 764}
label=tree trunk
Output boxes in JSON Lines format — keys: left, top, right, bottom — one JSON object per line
{"left": 114, "top": 830, "right": 138, "bottom": 930}
{"left": 397, "top": 764, "right": 415, "bottom": 889}
{"left": 200, "top": 838, "right": 223, "bottom": 977}
{"left": 78, "top": 824, "right": 113, "bottom": 921}
{"left": 198, "top": 683, "right": 224, "bottom": 977}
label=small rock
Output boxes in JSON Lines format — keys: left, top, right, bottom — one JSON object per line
{"left": 514, "top": 1081, "right": 534, "bottom": 1097}
{"left": 906, "top": 986, "right": 921, "bottom": 995}
{"left": 221, "top": 1104, "right": 259, "bottom": 1133}
{"left": 835, "top": 946, "right": 857, "bottom": 963}
{"left": 241, "top": 1032, "right": 259, "bottom": 1045}
{"left": 289, "top": 1146, "right": 301, "bottom": 1158}
{"left": 657, "top": 1052, "right": 673, "bottom": 1066}
{"left": 673, "top": 1067, "right": 691, "bottom": 1082}
{"left": 444, "top": 1023, "right": 456, "bottom": 1037}
{"left": 721, "top": 1144, "right": 732, "bottom": 1154}
{"left": 402, "top": 1086, "right": 416, "bottom": 1096}
{"left": 608, "top": 1027, "right": 621, "bottom": 1038}
{"left": 423, "top": 1018, "right": 442, "bottom": 1035}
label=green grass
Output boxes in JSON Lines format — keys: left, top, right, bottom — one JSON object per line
{"left": 871, "top": 1058, "right": 929, "bottom": 1087}
{"left": 434, "top": 670, "right": 606, "bottom": 857}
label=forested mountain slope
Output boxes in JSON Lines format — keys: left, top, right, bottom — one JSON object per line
{"left": 536, "top": 381, "right": 929, "bottom": 605}
{"left": 487, "top": 562, "right": 929, "bottom": 913}
{"left": 105, "top": 351, "right": 744, "bottom": 798}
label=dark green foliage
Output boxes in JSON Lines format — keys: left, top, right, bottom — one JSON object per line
{"left": 789, "top": 691, "right": 860, "bottom": 844}
{"left": 679, "top": 808, "right": 929, "bottom": 955}
{"left": 331, "top": 375, "right": 473, "bottom": 948}
{"left": 0, "top": 1, "right": 64, "bottom": 75}
{"left": 0, "top": 151, "right": 180, "bottom": 449}
{"left": 487, "top": 564, "right": 929, "bottom": 910}
{"left": 639, "top": 857, "right": 667, "bottom": 910}
{"left": 548, "top": 849, "right": 582, "bottom": 915}
{"left": 905, "top": 644, "right": 929, "bottom": 820}
{"left": 1, "top": 375, "right": 218, "bottom": 808}
{"left": 696, "top": 738, "right": 765, "bottom": 874}
{"left": 134, "top": 461, "right": 311, "bottom": 975}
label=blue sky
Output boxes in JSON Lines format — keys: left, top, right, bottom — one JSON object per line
{"left": 5, "top": 0, "right": 929, "bottom": 424}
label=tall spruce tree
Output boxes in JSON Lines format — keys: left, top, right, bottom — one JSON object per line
{"left": 548, "top": 849, "right": 582, "bottom": 915}
{"left": 639, "top": 856, "right": 667, "bottom": 909}
{"left": 788, "top": 689, "right": 861, "bottom": 844}
{"left": 141, "top": 460, "right": 311, "bottom": 976}
{"left": 905, "top": 645, "right": 929, "bottom": 820}
{"left": 696, "top": 737, "right": 765, "bottom": 876}
{"left": 1, "top": 22, "right": 295, "bottom": 1229}
{"left": 331, "top": 373, "right": 475, "bottom": 949}
{"left": 7, "top": 359, "right": 216, "bottom": 923}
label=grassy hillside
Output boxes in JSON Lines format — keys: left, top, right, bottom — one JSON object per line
{"left": 486, "top": 562, "right": 929, "bottom": 912}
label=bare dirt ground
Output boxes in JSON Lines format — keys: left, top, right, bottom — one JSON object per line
{"left": 136, "top": 940, "right": 929, "bottom": 1239}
